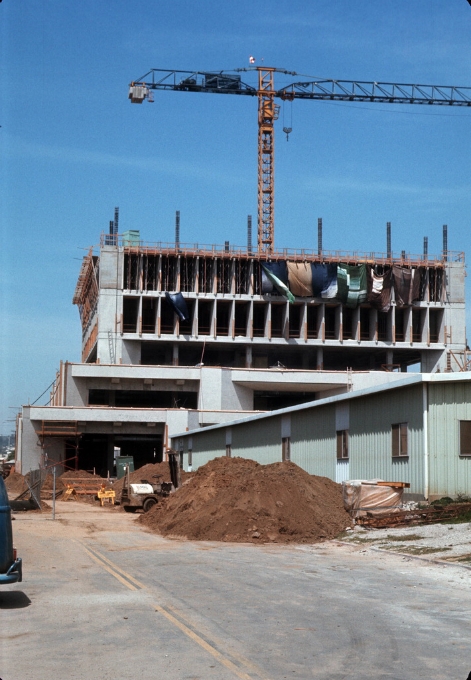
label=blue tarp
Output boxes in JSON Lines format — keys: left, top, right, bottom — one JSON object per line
{"left": 261, "top": 264, "right": 295, "bottom": 303}
{"left": 165, "top": 292, "right": 190, "bottom": 322}
{"left": 311, "top": 263, "right": 338, "bottom": 298}
{"left": 261, "top": 261, "right": 289, "bottom": 294}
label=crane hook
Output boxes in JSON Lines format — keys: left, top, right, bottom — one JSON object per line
{"left": 283, "top": 126, "right": 292, "bottom": 141}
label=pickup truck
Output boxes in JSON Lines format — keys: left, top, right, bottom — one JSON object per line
{"left": 0, "top": 475, "right": 22, "bottom": 584}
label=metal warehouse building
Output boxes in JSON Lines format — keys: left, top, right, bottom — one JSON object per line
{"left": 172, "top": 374, "right": 471, "bottom": 501}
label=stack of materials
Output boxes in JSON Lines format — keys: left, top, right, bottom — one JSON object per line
{"left": 342, "top": 479, "right": 410, "bottom": 518}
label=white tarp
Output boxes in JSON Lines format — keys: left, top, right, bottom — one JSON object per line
{"left": 342, "top": 479, "right": 404, "bottom": 518}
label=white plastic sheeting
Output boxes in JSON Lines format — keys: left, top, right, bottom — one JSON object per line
{"left": 342, "top": 480, "right": 404, "bottom": 518}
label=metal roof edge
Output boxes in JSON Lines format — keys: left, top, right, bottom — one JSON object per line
{"left": 172, "top": 373, "right": 426, "bottom": 440}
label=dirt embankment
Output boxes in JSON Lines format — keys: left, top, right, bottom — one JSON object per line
{"left": 6, "top": 468, "right": 102, "bottom": 497}
{"left": 140, "top": 457, "right": 351, "bottom": 544}
{"left": 4, "top": 471, "right": 28, "bottom": 494}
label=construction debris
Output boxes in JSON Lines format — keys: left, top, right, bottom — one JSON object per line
{"left": 140, "top": 457, "right": 352, "bottom": 543}
{"left": 356, "top": 502, "right": 471, "bottom": 528}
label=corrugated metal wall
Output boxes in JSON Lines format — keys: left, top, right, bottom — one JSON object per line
{"left": 232, "top": 417, "right": 282, "bottom": 464}
{"left": 349, "top": 385, "right": 424, "bottom": 495}
{"left": 428, "top": 382, "right": 471, "bottom": 497}
{"left": 189, "top": 428, "right": 227, "bottom": 467}
{"left": 291, "top": 407, "right": 336, "bottom": 478}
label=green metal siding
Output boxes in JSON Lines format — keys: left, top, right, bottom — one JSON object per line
{"left": 177, "top": 380, "right": 471, "bottom": 498}
{"left": 291, "top": 407, "right": 336, "bottom": 478}
{"left": 232, "top": 417, "right": 282, "bottom": 464}
{"left": 348, "top": 385, "right": 424, "bottom": 495}
{"left": 428, "top": 382, "right": 471, "bottom": 497}
{"left": 189, "top": 428, "right": 227, "bottom": 468}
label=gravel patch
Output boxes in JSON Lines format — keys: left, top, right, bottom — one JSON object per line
{"left": 341, "top": 521, "right": 471, "bottom": 562}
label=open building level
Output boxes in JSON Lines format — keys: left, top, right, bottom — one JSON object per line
{"left": 15, "top": 222, "right": 471, "bottom": 497}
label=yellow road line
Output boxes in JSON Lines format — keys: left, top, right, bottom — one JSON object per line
{"left": 165, "top": 603, "right": 272, "bottom": 680}
{"left": 82, "top": 545, "right": 139, "bottom": 591}
{"left": 154, "top": 604, "right": 254, "bottom": 680}
{"left": 80, "top": 542, "right": 271, "bottom": 680}
{"left": 82, "top": 545, "right": 146, "bottom": 589}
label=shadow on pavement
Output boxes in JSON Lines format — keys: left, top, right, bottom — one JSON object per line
{"left": 0, "top": 591, "right": 32, "bottom": 609}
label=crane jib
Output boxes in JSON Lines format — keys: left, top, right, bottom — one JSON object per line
{"left": 129, "top": 68, "right": 471, "bottom": 253}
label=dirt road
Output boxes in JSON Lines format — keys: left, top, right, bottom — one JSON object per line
{"left": 1, "top": 501, "right": 470, "bottom": 680}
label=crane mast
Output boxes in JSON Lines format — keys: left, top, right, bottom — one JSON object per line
{"left": 129, "top": 68, "right": 471, "bottom": 254}
{"left": 257, "top": 68, "right": 278, "bottom": 253}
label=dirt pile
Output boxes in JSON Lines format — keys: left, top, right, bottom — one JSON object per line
{"left": 140, "top": 457, "right": 351, "bottom": 543}
{"left": 112, "top": 462, "right": 191, "bottom": 494}
{"left": 4, "top": 471, "right": 27, "bottom": 494}
{"left": 42, "top": 468, "right": 100, "bottom": 492}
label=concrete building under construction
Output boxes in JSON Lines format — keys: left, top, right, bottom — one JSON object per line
{"left": 15, "top": 217, "right": 468, "bottom": 477}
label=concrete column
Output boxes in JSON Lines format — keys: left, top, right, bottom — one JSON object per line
{"left": 352, "top": 307, "right": 360, "bottom": 342}
{"left": 245, "top": 345, "right": 252, "bottom": 368}
{"left": 195, "top": 257, "right": 199, "bottom": 294}
{"left": 283, "top": 301, "right": 289, "bottom": 340}
{"left": 371, "top": 308, "right": 378, "bottom": 342}
{"left": 316, "top": 347, "right": 323, "bottom": 370}
{"left": 157, "top": 254, "right": 162, "bottom": 292}
{"left": 176, "top": 256, "right": 181, "bottom": 292}
{"left": 319, "top": 303, "right": 325, "bottom": 342}
{"left": 230, "top": 300, "right": 236, "bottom": 339}
{"left": 172, "top": 343, "right": 179, "bottom": 367}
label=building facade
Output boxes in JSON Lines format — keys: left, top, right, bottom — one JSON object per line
{"left": 15, "top": 228, "right": 467, "bottom": 477}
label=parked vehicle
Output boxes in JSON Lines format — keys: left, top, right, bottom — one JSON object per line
{"left": 0, "top": 476, "right": 22, "bottom": 584}
{"left": 120, "top": 452, "right": 180, "bottom": 513}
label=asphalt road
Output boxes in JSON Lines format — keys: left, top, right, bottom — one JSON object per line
{"left": 1, "top": 502, "right": 470, "bottom": 680}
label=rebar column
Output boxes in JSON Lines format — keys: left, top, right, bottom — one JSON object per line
{"left": 443, "top": 224, "right": 448, "bottom": 261}
{"left": 318, "top": 217, "right": 323, "bottom": 256}
{"left": 387, "top": 222, "right": 391, "bottom": 259}
{"left": 175, "top": 210, "right": 180, "bottom": 249}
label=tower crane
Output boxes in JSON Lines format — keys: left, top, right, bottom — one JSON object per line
{"left": 129, "top": 67, "right": 471, "bottom": 254}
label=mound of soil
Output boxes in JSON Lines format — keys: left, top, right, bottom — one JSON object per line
{"left": 140, "top": 457, "right": 351, "bottom": 543}
{"left": 112, "top": 462, "right": 191, "bottom": 494}
{"left": 42, "top": 468, "right": 100, "bottom": 492}
{"left": 4, "top": 471, "right": 27, "bottom": 494}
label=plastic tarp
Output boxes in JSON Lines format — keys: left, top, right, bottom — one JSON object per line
{"left": 261, "top": 263, "right": 295, "bottom": 303}
{"left": 261, "top": 261, "right": 288, "bottom": 294}
{"left": 311, "top": 263, "right": 338, "bottom": 298}
{"left": 165, "top": 292, "right": 190, "bottom": 322}
{"left": 392, "top": 266, "right": 421, "bottom": 307}
{"left": 336, "top": 264, "right": 368, "bottom": 308}
{"left": 342, "top": 480, "right": 404, "bottom": 518}
{"left": 287, "top": 262, "right": 313, "bottom": 297}
{"left": 367, "top": 267, "right": 392, "bottom": 312}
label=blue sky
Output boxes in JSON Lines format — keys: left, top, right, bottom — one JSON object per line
{"left": 1, "top": 0, "right": 471, "bottom": 431}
